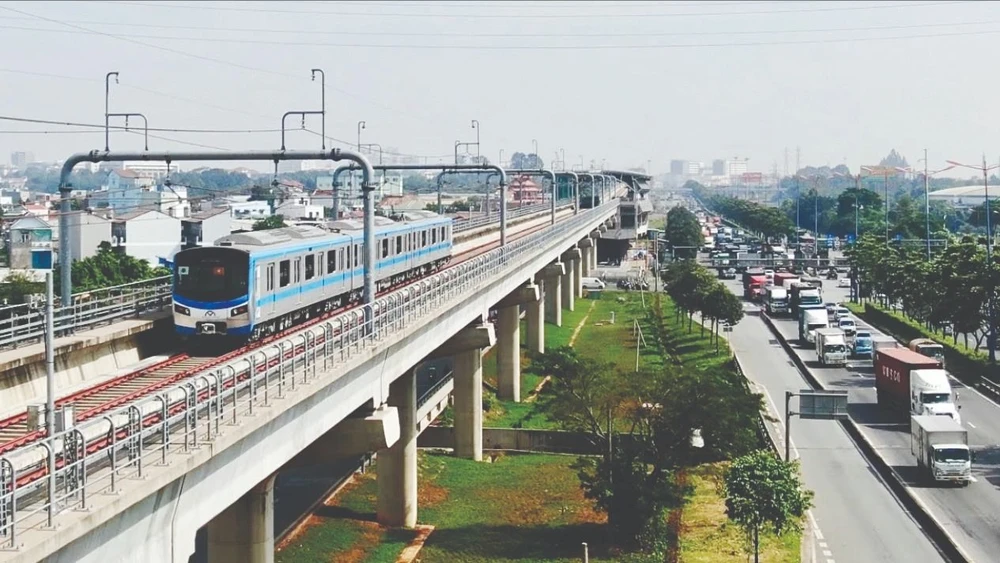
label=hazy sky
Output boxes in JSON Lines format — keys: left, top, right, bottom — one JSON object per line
{"left": 1, "top": 0, "right": 998, "bottom": 176}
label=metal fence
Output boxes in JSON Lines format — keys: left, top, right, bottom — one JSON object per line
{"left": 0, "top": 276, "right": 172, "bottom": 349}
{"left": 0, "top": 200, "right": 617, "bottom": 550}
{"left": 452, "top": 198, "right": 574, "bottom": 233}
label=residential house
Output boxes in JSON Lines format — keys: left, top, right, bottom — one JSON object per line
{"left": 9, "top": 215, "right": 53, "bottom": 270}
{"left": 106, "top": 169, "right": 156, "bottom": 213}
{"left": 64, "top": 210, "right": 112, "bottom": 262}
{"left": 229, "top": 200, "right": 271, "bottom": 220}
{"left": 275, "top": 198, "right": 323, "bottom": 220}
{"left": 509, "top": 175, "right": 544, "bottom": 204}
{"left": 377, "top": 194, "right": 424, "bottom": 214}
{"left": 111, "top": 210, "right": 182, "bottom": 266}
{"left": 181, "top": 208, "right": 232, "bottom": 249}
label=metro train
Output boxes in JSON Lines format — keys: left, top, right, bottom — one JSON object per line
{"left": 172, "top": 212, "right": 453, "bottom": 342}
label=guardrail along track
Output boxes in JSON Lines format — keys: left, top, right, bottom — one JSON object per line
{"left": 0, "top": 202, "right": 575, "bottom": 462}
{"left": 0, "top": 200, "right": 618, "bottom": 552}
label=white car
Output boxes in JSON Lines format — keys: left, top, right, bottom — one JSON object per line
{"left": 838, "top": 277, "right": 851, "bottom": 288}
{"left": 581, "top": 277, "right": 606, "bottom": 290}
{"left": 838, "top": 318, "right": 857, "bottom": 337}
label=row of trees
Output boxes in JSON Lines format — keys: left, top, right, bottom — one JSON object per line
{"left": 846, "top": 233, "right": 997, "bottom": 350}
{"left": 663, "top": 206, "right": 703, "bottom": 259}
{"left": 661, "top": 260, "right": 744, "bottom": 346}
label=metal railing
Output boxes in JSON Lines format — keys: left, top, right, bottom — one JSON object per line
{"left": 0, "top": 276, "right": 172, "bottom": 349}
{"left": 0, "top": 200, "right": 617, "bottom": 551}
{"left": 452, "top": 198, "right": 573, "bottom": 234}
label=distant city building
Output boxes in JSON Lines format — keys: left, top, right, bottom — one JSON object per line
{"left": 9, "top": 152, "right": 35, "bottom": 168}
{"left": 670, "top": 160, "right": 686, "bottom": 175}
{"left": 99, "top": 161, "right": 172, "bottom": 179}
{"left": 181, "top": 208, "right": 232, "bottom": 249}
{"left": 712, "top": 159, "right": 726, "bottom": 175}
{"left": 726, "top": 159, "right": 749, "bottom": 178}
{"left": 684, "top": 161, "right": 703, "bottom": 175}
{"left": 110, "top": 209, "right": 182, "bottom": 266}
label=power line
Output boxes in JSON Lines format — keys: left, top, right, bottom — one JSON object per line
{"left": 0, "top": 115, "right": 282, "bottom": 134}
{"left": 6, "top": 13, "right": 993, "bottom": 38}
{"left": 96, "top": 0, "right": 972, "bottom": 19}
{"left": 0, "top": 5, "right": 452, "bottom": 127}
{"left": 4, "top": 21, "right": 998, "bottom": 50}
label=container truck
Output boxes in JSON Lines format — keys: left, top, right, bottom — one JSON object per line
{"left": 909, "top": 338, "right": 946, "bottom": 368}
{"left": 874, "top": 347, "right": 960, "bottom": 423}
{"left": 815, "top": 328, "right": 848, "bottom": 366}
{"left": 743, "top": 275, "right": 767, "bottom": 301}
{"left": 799, "top": 306, "right": 828, "bottom": 344}
{"left": 872, "top": 334, "right": 898, "bottom": 352}
{"left": 790, "top": 283, "right": 823, "bottom": 317}
{"left": 773, "top": 272, "right": 799, "bottom": 288}
{"left": 910, "top": 415, "right": 972, "bottom": 486}
{"left": 765, "top": 286, "right": 789, "bottom": 316}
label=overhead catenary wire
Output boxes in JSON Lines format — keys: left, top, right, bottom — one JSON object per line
{"left": 94, "top": 0, "right": 973, "bottom": 19}
{"left": 3, "top": 20, "right": 998, "bottom": 49}
{"left": 1, "top": 14, "right": 994, "bottom": 38}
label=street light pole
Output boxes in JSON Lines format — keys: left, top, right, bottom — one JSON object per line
{"left": 357, "top": 120, "right": 365, "bottom": 150}
{"left": 104, "top": 71, "right": 119, "bottom": 151}
{"left": 311, "top": 68, "right": 326, "bottom": 150}
{"left": 884, "top": 172, "right": 890, "bottom": 244}
{"left": 471, "top": 120, "right": 480, "bottom": 158}
{"left": 924, "top": 149, "right": 930, "bottom": 260}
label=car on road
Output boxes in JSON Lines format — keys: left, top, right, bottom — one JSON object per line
{"left": 834, "top": 306, "right": 851, "bottom": 322}
{"left": 719, "top": 268, "right": 737, "bottom": 280}
{"left": 838, "top": 277, "right": 851, "bottom": 288}
{"left": 838, "top": 317, "right": 857, "bottom": 337}
{"left": 825, "top": 302, "right": 838, "bottom": 319}
{"left": 581, "top": 277, "right": 606, "bottom": 291}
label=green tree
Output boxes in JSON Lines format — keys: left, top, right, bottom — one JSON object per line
{"left": 0, "top": 272, "right": 44, "bottom": 305}
{"left": 724, "top": 450, "right": 813, "bottom": 563}
{"left": 665, "top": 206, "right": 703, "bottom": 258}
{"left": 252, "top": 215, "right": 286, "bottom": 231}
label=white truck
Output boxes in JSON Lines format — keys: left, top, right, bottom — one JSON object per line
{"left": 910, "top": 415, "right": 972, "bottom": 486}
{"left": 911, "top": 369, "right": 962, "bottom": 424}
{"left": 872, "top": 334, "right": 898, "bottom": 352}
{"left": 765, "top": 286, "right": 788, "bottom": 315}
{"left": 815, "top": 328, "right": 848, "bottom": 366}
{"left": 799, "top": 308, "right": 829, "bottom": 345}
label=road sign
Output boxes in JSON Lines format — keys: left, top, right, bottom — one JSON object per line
{"left": 797, "top": 389, "right": 849, "bottom": 420}
{"left": 846, "top": 234, "right": 856, "bottom": 243}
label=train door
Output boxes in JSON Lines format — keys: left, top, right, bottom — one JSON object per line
{"left": 264, "top": 262, "right": 276, "bottom": 316}
{"left": 254, "top": 265, "right": 261, "bottom": 319}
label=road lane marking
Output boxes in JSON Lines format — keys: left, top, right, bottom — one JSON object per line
{"left": 823, "top": 550, "right": 833, "bottom": 556}
{"left": 819, "top": 541, "right": 828, "bottom": 548}
{"left": 968, "top": 422, "right": 976, "bottom": 429}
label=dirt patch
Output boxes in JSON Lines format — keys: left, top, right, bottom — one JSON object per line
{"left": 332, "top": 521, "right": 384, "bottom": 563}
{"left": 667, "top": 470, "right": 688, "bottom": 563}
{"left": 568, "top": 301, "right": 598, "bottom": 347}
{"left": 417, "top": 479, "right": 449, "bottom": 508}
{"left": 523, "top": 374, "right": 551, "bottom": 403}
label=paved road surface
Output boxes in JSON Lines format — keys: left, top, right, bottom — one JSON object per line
{"left": 744, "top": 278, "right": 1000, "bottom": 563}
{"left": 724, "top": 290, "right": 945, "bottom": 563}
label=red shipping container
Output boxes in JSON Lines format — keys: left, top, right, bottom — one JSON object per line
{"left": 874, "top": 347, "right": 942, "bottom": 417}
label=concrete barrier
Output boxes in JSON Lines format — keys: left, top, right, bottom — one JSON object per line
{"left": 759, "top": 311, "right": 972, "bottom": 563}
{"left": 0, "top": 312, "right": 174, "bottom": 411}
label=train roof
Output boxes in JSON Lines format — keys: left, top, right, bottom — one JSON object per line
{"left": 215, "top": 225, "right": 329, "bottom": 247}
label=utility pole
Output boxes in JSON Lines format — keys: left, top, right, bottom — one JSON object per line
{"left": 924, "top": 148, "right": 931, "bottom": 261}
{"left": 44, "top": 271, "right": 55, "bottom": 527}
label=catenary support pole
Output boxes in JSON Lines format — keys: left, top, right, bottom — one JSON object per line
{"left": 58, "top": 149, "right": 374, "bottom": 305}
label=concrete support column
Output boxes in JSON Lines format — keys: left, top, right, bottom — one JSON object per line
{"left": 561, "top": 248, "right": 580, "bottom": 312}
{"left": 574, "top": 254, "right": 583, "bottom": 298}
{"left": 496, "top": 305, "right": 521, "bottom": 402}
{"left": 453, "top": 347, "right": 483, "bottom": 461}
{"left": 543, "top": 262, "right": 564, "bottom": 327}
{"left": 377, "top": 370, "right": 417, "bottom": 528}
{"left": 581, "top": 245, "right": 592, "bottom": 278}
{"left": 207, "top": 474, "right": 277, "bottom": 563}
{"left": 526, "top": 279, "right": 545, "bottom": 354}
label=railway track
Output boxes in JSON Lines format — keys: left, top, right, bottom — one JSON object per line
{"left": 0, "top": 207, "right": 570, "bottom": 460}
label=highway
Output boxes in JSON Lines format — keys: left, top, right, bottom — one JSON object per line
{"left": 723, "top": 285, "right": 945, "bottom": 563}
{"left": 749, "top": 279, "right": 1000, "bottom": 563}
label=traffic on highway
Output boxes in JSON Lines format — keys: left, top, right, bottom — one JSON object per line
{"left": 692, "top": 203, "right": 1000, "bottom": 563}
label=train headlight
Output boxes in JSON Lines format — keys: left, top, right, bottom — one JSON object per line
{"left": 231, "top": 305, "right": 249, "bottom": 316}
{"left": 174, "top": 304, "right": 191, "bottom": 316}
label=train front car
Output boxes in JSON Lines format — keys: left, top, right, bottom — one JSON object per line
{"left": 172, "top": 246, "right": 251, "bottom": 340}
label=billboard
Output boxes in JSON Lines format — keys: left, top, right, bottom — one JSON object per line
{"left": 742, "top": 172, "right": 764, "bottom": 183}
{"left": 859, "top": 165, "right": 903, "bottom": 178}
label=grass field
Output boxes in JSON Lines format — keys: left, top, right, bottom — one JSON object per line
{"left": 678, "top": 463, "right": 799, "bottom": 563}
{"left": 279, "top": 452, "right": 614, "bottom": 563}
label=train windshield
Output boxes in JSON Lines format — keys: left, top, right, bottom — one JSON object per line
{"left": 174, "top": 248, "right": 249, "bottom": 303}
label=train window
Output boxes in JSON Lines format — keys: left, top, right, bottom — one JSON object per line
{"left": 396, "top": 236, "right": 402, "bottom": 255}
{"left": 440, "top": 227, "right": 445, "bottom": 241}
{"left": 355, "top": 245, "right": 359, "bottom": 267}
{"left": 340, "top": 248, "right": 347, "bottom": 270}
{"left": 294, "top": 258, "right": 301, "bottom": 283}
{"left": 305, "top": 255, "right": 315, "bottom": 280}
{"left": 432, "top": 228, "right": 437, "bottom": 244}
{"left": 266, "top": 264, "right": 274, "bottom": 291}
{"left": 381, "top": 238, "right": 389, "bottom": 259}
{"left": 327, "top": 249, "right": 337, "bottom": 273}
{"left": 279, "top": 260, "right": 290, "bottom": 287}
{"left": 422, "top": 230, "right": 427, "bottom": 247}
